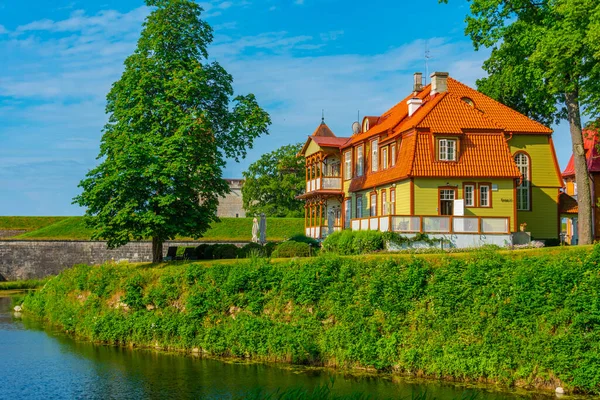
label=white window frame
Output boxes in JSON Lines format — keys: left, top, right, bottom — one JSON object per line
{"left": 356, "top": 196, "right": 363, "bottom": 219}
{"left": 344, "top": 199, "right": 352, "bottom": 228}
{"left": 479, "top": 185, "right": 490, "bottom": 207}
{"left": 391, "top": 144, "right": 396, "bottom": 167}
{"left": 356, "top": 145, "right": 364, "bottom": 177}
{"left": 371, "top": 139, "right": 379, "bottom": 172}
{"left": 464, "top": 184, "right": 475, "bottom": 207}
{"left": 515, "top": 153, "right": 530, "bottom": 211}
{"left": 390, "top": 190, "right": 396, "bottom": 214}
{"left": 370, "top": 193, "right": 377, "bottom": 216}
{"left": 438, "top": 139, "right": 457, "bottom": 161}
{"left": 344, "top": 151, "right": 352, "bottom": 180}
{"left": 382, "top": 147, "right": 388, "bottom": 170}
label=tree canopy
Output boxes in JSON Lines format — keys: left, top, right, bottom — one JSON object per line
{"left": 74, "top": 0, "right": 270, "bottom": 261}
{"left": 442, "top": 0, "right": 600, "bottom": 244}
{"left": 242, "top": 143, "right": 306, "bottom": 218}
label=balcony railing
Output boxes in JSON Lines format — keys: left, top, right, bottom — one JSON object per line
{"left": 351, "top": 215, "right": 510, "bottom": 235}
{"left": 305, "top": 226, "right": 342, "bottom": 239}
{"left": 305, "top": 176, "right": 342, "bottom": 193}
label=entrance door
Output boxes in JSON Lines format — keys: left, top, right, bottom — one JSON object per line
{"left": 440, "top": 189, "right": 455, "bottom": 215}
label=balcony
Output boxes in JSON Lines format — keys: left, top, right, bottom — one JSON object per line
{"left": 305, "top": 176, "right": 342, "bottom": 193}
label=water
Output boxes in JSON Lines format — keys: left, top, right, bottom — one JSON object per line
{"left": 0, "top": 295, "right": 554, "bottom": 400}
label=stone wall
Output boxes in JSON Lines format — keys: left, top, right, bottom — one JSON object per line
{"left": 0, "top": 240, "right": 247, "bottom": 281}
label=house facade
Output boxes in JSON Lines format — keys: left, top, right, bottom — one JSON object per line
{"left": 298, "top": 72, "right": 563, "bottom": 246}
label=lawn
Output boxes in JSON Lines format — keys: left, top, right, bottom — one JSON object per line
{"left": 7, "top": 216, "right": 304, "bottom": 242}
{"left": 0, "top": 216, "right": 69, "bottom": 231}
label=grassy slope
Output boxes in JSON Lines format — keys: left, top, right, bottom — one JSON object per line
{"left": 11, "top": 217, "right": 304, "bottom": 242}
{"left": 23, "top": 245, "right": 600, "bottom": 394}
{"left": 0, "top": 216, "right": 68, "bottom": 231}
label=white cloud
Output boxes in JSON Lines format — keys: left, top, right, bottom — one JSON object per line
{"left": 0, "top": 25, "right": 7, "bottom": 35}
{"left": 295, "top": 0, "right": 305, "bottom": 4}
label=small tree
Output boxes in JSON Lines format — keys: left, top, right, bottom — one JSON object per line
{"left": 242, "top": 143, "right": 306, "bottom": 218}
{"left": 74, "top": 0, "right": 270, "bottom": 262}
{"left": 441, "top": 0, "right": 600, "bottom": 244}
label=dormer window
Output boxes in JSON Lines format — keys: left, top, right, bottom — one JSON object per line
{"left": 363, "top": 119, "right": 370, "bottom": 133}
{"left": 438, "top": 139, "right": 457, "bottom": 161}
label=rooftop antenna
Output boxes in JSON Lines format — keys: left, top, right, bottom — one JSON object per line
{"left": 321, "top": 109, "right": 325, "bottom": 124}
{"left": 425, "top": 41, "right": 431, "bottom": 84}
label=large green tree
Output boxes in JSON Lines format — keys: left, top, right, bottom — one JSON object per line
{"left": 242, "top": 143, "right": 306, "bottom": 218}
{"left": 74, "top": 0, "right": 270, "bottom": 262}
{"left": 442, "top": 0, "right": 600, "bottom": 244}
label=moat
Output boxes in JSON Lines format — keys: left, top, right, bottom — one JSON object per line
{"left": 0, "top": 295, "right": 554, "bottom": 400}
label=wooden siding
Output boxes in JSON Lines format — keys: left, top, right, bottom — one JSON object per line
{"left": 413, "top": 178, "right": 516, "bottom": 231}
{"left": 395, "top": 180, "right": 411, "bottom": 215}
{"left": 508, "top": 135, "right": 562, "bottom": 188}
{"left": 518, "top": 186, "right": 559, "bottom": 239}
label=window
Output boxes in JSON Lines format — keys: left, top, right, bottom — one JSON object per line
{"left": 356, "top": 196, "right": 363, "bottom": 219}
{"left": 439, "top": 189, "right": 455, "bottom": 215}
{"left": 382, "top": 147, "right": 388, "bottom": 170}
{"left": 390, "top": 189, "right": 396, "bottom": 215}
{"left": 464, "top": 184, "right": 475, "bottom": 207}
{"left": 356, "top": 145, "right": 364, "bottom": 176}
{"left": 515, "top": 153, "right": 530, "bottom": 210}
{"left": 461, "top": 97, "right": 475, "bottom": 107}
{"left": 371, "top": 139, "right": 379, "bottom": 172}
{"left": 344, "top": 151, "right": 352, "bottom": 180}
{"left": 344, "top": 199, "right": 352, "bottom": 228}
{"left": 438, "top": 139, "right": 457, "bottom": 161}
{"left": 381, "top": 190, "right": 387, "bottom": 215}
{"left": 479, "top": 185, "right": 491, "bottom": 207}
{"left": 391, "top": 144, "right": 396, "bottom": 167}
{"left": 370, "top": 193, "right": 377, "bottom": 216}
{"left": 363, "top": 119, "right": 370, "bottom": 132}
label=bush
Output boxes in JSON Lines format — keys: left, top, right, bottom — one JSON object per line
{"left": 264, "top": 242, "right": 278, "bottom": 257}
{"left": 322, "top": 230, "right": 384, "bottom": 255}
{"left": 238, "top": 242, "right": 267, "bottom": 258}
{"left": 287, "top": 234, "right": 320, "bottom": 247}
{"left": 212, "top": 244, "right": 239, "bottom": 259}
{"left": 272, "top": 241, "right": 311, "bottom": 258}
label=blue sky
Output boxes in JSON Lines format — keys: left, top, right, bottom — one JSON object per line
{"left": 0, "top": 0, "right": 576, "bottom": 216}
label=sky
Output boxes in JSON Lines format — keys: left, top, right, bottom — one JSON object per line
{"left": 0, "top": 0, "right": 578, "bottom": 216}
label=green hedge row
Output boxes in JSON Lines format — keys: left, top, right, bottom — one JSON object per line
{"left": 23, "top": 245, "right": 600, "bottom": 393}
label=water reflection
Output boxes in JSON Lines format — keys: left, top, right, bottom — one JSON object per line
{"left": 0, "top": 296, "right": 553, "bottom": 400}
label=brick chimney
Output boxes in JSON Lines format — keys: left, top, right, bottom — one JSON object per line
{"left": 413, "top": 72, "right": 423, "bottom": 93}
{"left": 430, "top": 72, "right": 449, "bottom": 96}
{"left": 407, "top": 97, "right": 423, "bottom": 117}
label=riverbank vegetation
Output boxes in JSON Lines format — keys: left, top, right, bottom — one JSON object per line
{"left": 0, "top": 278, "right": 48, "bottom": 291}
{"left": 0, "top": 216, "right": 304, "bottom": 242}
{"left": 22, "top": 245, "right": 600, "bottom": 394}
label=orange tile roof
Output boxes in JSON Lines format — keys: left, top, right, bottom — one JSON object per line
{"left": 562, "top": 129, "right": 600, "bottom": 177}
{"left": 446, "top": 79, "right": 552, "bottom": 134}
{"left": 411, "top": 132, "right": 521, "bottom": 178}
{"left": 559, "top": 192, "right": 578, "bottom": 214}
{"left": 311, "top": 136, "right": 350, "bottom": 147}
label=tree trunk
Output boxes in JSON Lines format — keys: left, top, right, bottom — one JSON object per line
{"left": 152, "top": 236, "right": 163, "bottom": 263}
{"left": 565, "top": 90, "right": 594, "bottom": 245}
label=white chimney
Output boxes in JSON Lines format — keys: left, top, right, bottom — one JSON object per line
{"left": 407, "top": 97, "right": 423, "bottom": 117}
{"left": 430, "top": 71, "right": 449, "bottom": 96}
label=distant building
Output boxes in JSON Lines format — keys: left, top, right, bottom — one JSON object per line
{"left": 217, "top": 179, "right": 246, "bottom": 218}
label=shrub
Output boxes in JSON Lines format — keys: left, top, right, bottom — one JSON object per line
{"left": 272, "top": 241, "right": 311, "bottom": 258}
{"left": 264, "top": 242, "right": 278, "bottom": 256}
{"left": 212, "top": 244, "right": 239, "bottom": 259}
{"left": 287, "top": 234, "right": 320, "bottom": 247}
{"left": 195, "top": 244, "right": 209, "bottom": 259}
{"left": 203, "top": 245, "right": 216, "bottom": 260}
{"left": 238, "top": 242, "right": 266, "bottom": 258}
{"left": 322, "top": 230, "right": 384, "bottom": 255}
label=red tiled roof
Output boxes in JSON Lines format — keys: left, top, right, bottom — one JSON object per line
{"left": 559, "top": 192, "right": 578, "bottom": 214}
{"left": 562, "top": 129, "right": 600, "bottom": 177}
{"left": 311, "top": 136, "right": 350, "bottom": 148}
{"left": 311, "top": 122, "right": 336, "bottom": 137}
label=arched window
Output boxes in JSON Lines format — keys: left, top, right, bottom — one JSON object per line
{"left": 515, "top": 152, "right": 530, "bottom": 211}
{"left": 461, "top": 97, "right": 475, "bottom": 107}
{"left": 363, "top": 119, "right": 370, "bottom": 132}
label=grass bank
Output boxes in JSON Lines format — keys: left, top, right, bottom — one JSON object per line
{"left": 5, "top": 217, "right": 303, "bottom": 242}
{"left": 22, "top": 245, "right": 600, "bottom": 394}
{"left": 0, "top": 278, "right": 49, "bottom": 291}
